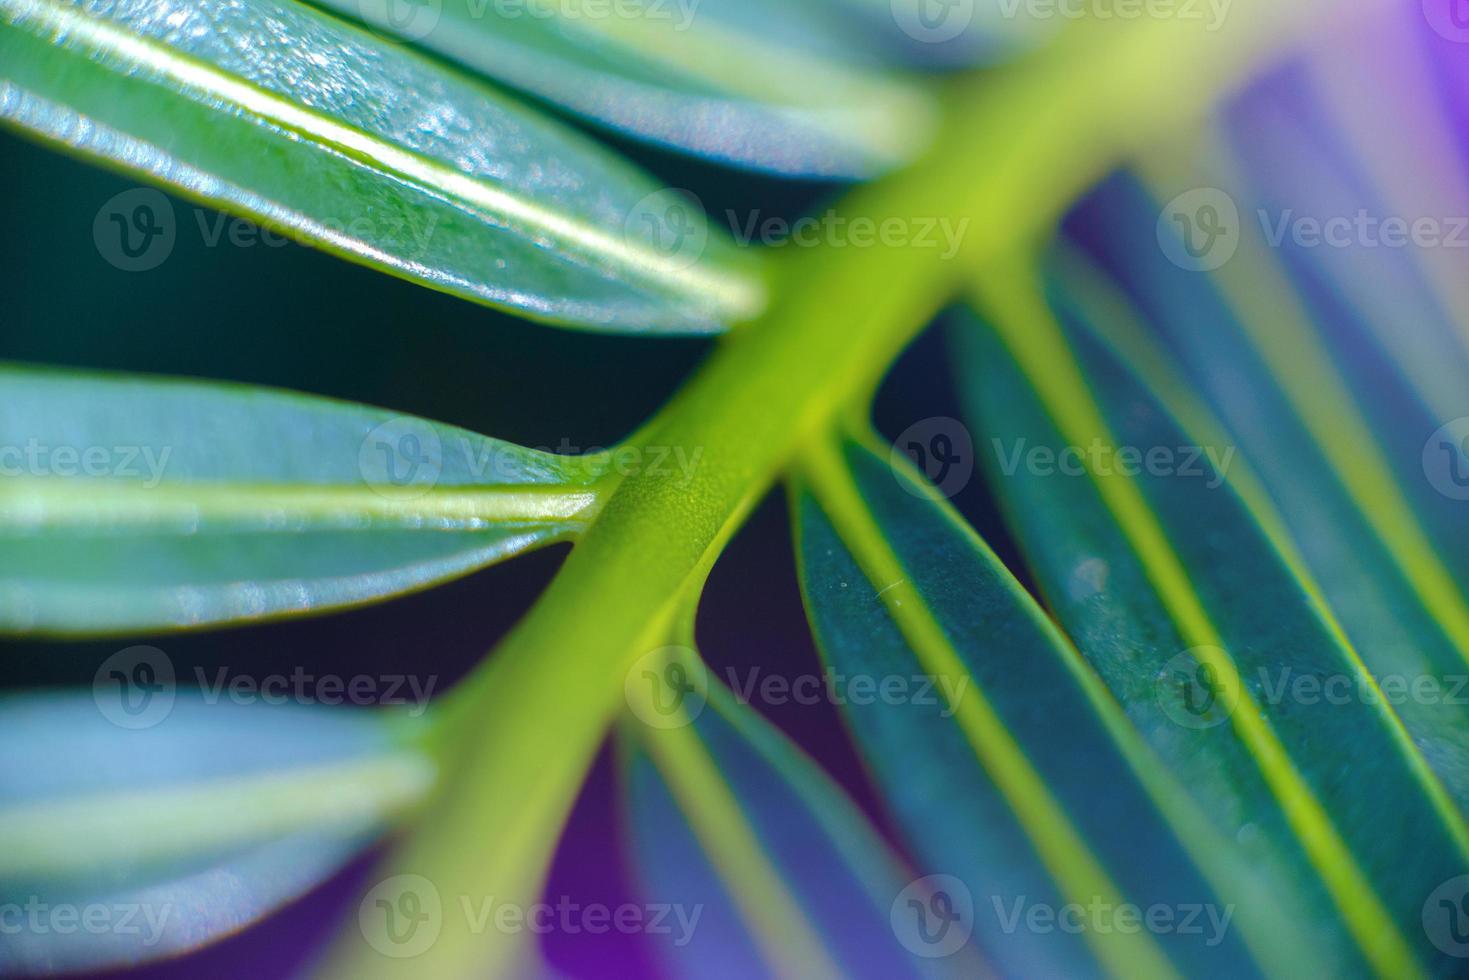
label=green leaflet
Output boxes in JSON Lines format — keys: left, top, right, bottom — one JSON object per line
{"left": 954, "top": 254, "right": 1469, "bottom": 977}
{"left": 1090, "top": 153, "right": 1469, "bottom": 819}
{"left": 1225, "top": 78, "right": 1469, "bottom": 435}
{"left": 309, "top": 0, "right": 936, "bottom": 179}
{"left": 831, "top": 0, "right": 1053, "bottom": 68}
{"left": 621, "top": 644, "right": 977, "bottom": 979}
{"left": 1189, "top": 96, "right": 1469, "bottom": 604}
{"left": 0, "top": 364, "right": 606, "bottom": 634}
{"left": 792, "top": 437, "right": 1260, "bottom": 979}
{"left": 0, "top": 692, "right": 433, "bottom": 974}
{"left": 1303, "top": 16, "right": 1469, "bottom": 427}
{"left": 0, "top": 0, "right": 764, "bottom": 333}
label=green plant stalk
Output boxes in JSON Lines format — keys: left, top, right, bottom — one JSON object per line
{"left": 320, "top": 4, "right": 1375, "bottom": 977}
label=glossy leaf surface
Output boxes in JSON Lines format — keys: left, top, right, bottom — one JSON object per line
{"left": 0, "top": 0, "right": 764, "bottom": 332}
{"left": 0, "top": 365, "right": 605, "bottom": 634}
{"left": 310, "top": 0, "right": 937, "bottom": 179}
{"left": 1079, "top": 154, "right": 1469, "bottom": 817}
{"left": 794, "top": 439, "right": 1263, "bottom": 979}
{"left": 952, "top": 258, "right": 1469, "bottom": 978}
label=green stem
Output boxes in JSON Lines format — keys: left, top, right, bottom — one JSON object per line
{"left": 320, "top": 5, "right": 1358, "bottom": 977}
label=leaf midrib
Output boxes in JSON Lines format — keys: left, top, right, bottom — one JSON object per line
{"left": 1048, "top": 240, "right": 1469, "bottom": 839}
{"left": 799, "top": 438, "right": 1180, "bottom": 980}
{"left": 0, "top": 751, "right": 435, "bottom": 878}
{"left": 2, "top": 0, "right": 762, "bottom": 315}
{"left": 1139, "top": 145, "right": 1469, "bottom": 672}
{"left": 0, "top": 479, "right": 602, "bottom": 531}
{"left": 973, "top": 267, "right": 1433, "bottom": 980}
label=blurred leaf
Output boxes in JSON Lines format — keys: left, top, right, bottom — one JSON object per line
{"left": 827, "top": 0, "right": 1054, "bottom": 68}
{"left": 313, "top": 0, "right": 937, "bottom": 179}
{"left": 0, "top": 692, "right": 434, "bottom": 975}
{"left": 1084, "top": 144, "right": 1469, "bottom": 817}
{"left": 1196, "top": 90, "right": 1469, "bottom": 592}
{"left": 953, "top": 254, "right": 1469, "bottom": 977}
{"left": 792, "top": 438, "right": 1262, "bottom": 978}
{"left": 1229, "top": 66, "right": 1469, "bottom": 432}
{"left": 0, "top": 0, "right": 764, "bottom": 332}
{"left": 621, "top": 644, "right": 978, "bottom": 978}
{"left": 0, "top": 365, "right": 607, "bottom": 635}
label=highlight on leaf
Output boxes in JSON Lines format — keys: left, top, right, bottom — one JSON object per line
{"left": 0, "top": 0, "right": 766, "bottom": 332}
